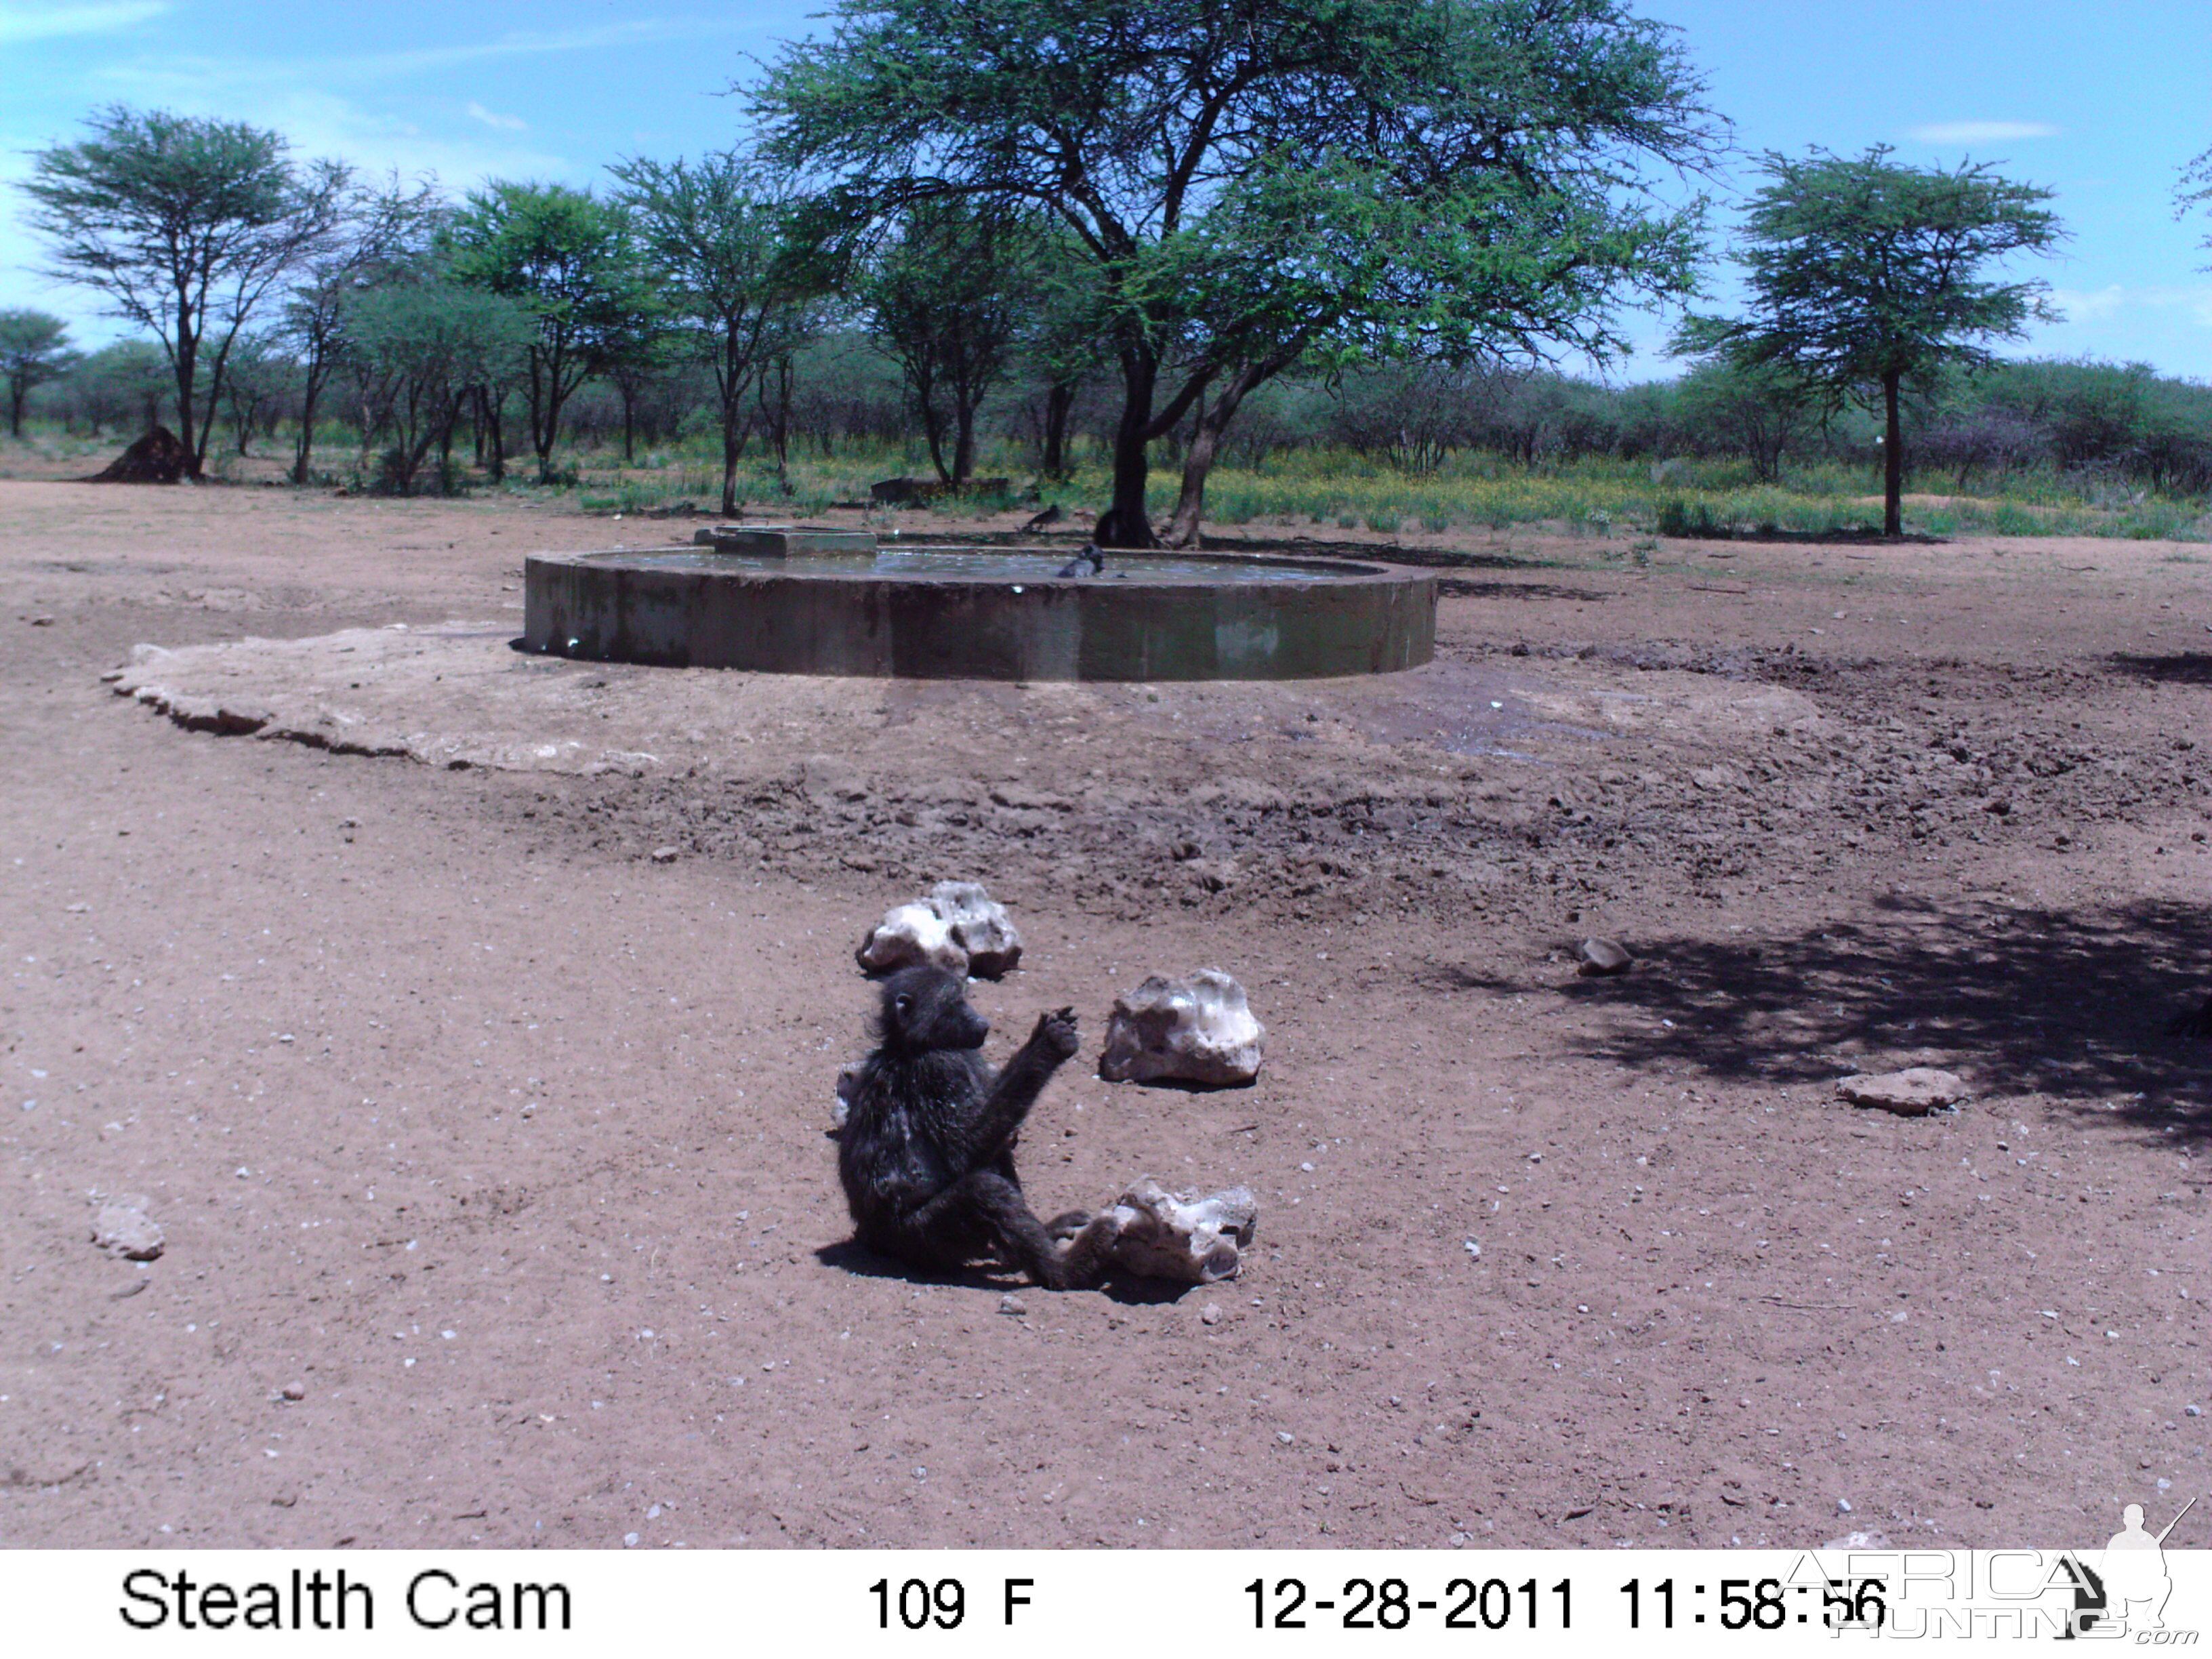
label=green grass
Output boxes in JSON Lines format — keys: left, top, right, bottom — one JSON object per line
{"left": 7, "top": 422, "right": 2208, "bottom": 541}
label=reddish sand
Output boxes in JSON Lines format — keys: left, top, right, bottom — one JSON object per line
{"left": 0, "top": 474, "right": 2205, "bottom": 1551}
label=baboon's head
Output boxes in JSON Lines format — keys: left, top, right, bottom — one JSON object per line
{"left": 875, "top": 965, "right": 988, "bottom": 1054}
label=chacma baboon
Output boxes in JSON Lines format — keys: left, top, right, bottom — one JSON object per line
{"left": 837, "top": 966, "right": 1122, "bottom": 1289}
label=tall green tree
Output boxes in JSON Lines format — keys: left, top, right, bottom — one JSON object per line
{"left": 1671, "top": 357, "right": 1814, "bottom": 482}
{"left": 63, "top": 339, "right": 171, "bottom": 435}
{"left": 863, "top": 200, "right": 1038, "bottom": 485}
{"left": 214, "top": 329, "right": 295, "bottom": 457}
{"left": 755, "top": 0, "right": 1717, "bottom": 546}
{"left": 342, "top": 281, "right": 532, "bottom": 493}
{"left": 21, "top": 105, "right": 346, "bottom": 478}
{"left": 0, "top": 310, "right": 79, "bottom": 437}
{"left": 1673, "top": 145, "right": 2062, "bottom": 536}
{"left": 281, "top": 172, "right": 444, "bottom": 483}
{"left": 609, "top": 154, "right": 817, "bottom": 514}
{"left": 441, "top": 182, "right": 660, "bottom": 484}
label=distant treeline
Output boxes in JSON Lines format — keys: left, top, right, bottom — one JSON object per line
{"left": 16, "top": 331, "right": 2212, "bottom": 499}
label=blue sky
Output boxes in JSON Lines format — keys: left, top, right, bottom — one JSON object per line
{"left": 5, "top": 0, "right": 2212, "bottom": 382}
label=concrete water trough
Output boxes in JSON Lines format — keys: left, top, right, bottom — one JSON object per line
{"left": 523, "top": 541, "right": 1436, "bottom": 681}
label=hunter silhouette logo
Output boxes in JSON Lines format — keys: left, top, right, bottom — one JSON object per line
{"left": 2093, "top": 1497, "right": 2197, "bottom": 1635}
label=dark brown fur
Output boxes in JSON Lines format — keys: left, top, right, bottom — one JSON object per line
{"left": 836, "top": 966, "right": 1120, "bottom": 1289}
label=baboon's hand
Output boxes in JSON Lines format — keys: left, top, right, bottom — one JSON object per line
{"left": 1033, "top": 1006, "right": 1080, "bottom": 1059}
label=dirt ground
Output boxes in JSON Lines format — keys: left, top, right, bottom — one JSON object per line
{"left": 1, "top": 472, "right": 2205, "bottom": 1553}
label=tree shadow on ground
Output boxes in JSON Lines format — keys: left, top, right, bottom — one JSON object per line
{"left": 2107, "top": 651, "right": 2212, "bottom": 687}
{"left": 1552, "top": 897, "right": 2212, "bottom": 1143}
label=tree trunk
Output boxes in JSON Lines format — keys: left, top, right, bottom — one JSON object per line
{"left": 480, "top": 387, "right": 507, "bottom": 483}
{"left": 720, "top": 406, "right": 742, "bottom": 518}
{"left": 1040, "top": 379, "right": 1073, "bottom": 478}
{"left": 951, "top": 401, "right": 976, "bottom": 487}
{"left": 1096, "top": 352, "right": 1161, "bottom": 548}
{"left": 758, "top": 357, "right": 793, "bottom": 491}
{"left": 920, "top": 396, "right": 951, "bottom": 485}
{"left": 173, "top": 310, "right": 203, "bottom": 481}
{"left": 291, "top": 378, "right": 321, "bottom": 485}
{"left": 528, "top": 344, "right": 567, "bottom": 485}
{"left": 1162, "top": 363, "right": 1271, "bottom": 548}
{"left": 1883, "top": 369, "right": 1903, "bottom": 538}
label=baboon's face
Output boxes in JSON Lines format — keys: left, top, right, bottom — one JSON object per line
{"left": 882, "top": 966, "right": 988, "bottom": 1052}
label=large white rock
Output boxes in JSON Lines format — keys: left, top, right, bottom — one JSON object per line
{"left": 855, "top": 899, "right": 967, "bottom": 976}
{"left": 927, "top": 880, "right": 1023, "bottom": 978}
{"left": 1098, "top": 968, "right": 1263, "bottom": 1086}
{"left": 854, "top": 881, "right": 1023, "bottom": 979}
{"left": 1103, "top": 1179, "right": 1258, "bottom": 1283}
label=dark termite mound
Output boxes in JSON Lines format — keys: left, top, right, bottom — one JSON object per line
{"left": 83, "top": 426, "right": 188, "bottom": 484}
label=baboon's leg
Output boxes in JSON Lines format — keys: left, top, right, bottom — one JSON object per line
{"left": 960, "top": 1173, "right": 1119, "bottom": 1290}
{"left": 1041, "top": 1212, "right": 1124, "bottom": 1290}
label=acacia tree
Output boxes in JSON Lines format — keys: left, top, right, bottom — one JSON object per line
{"left": 1671, "top": 358, "right": 1814, "bottom": 482}
{"left": 609, "top": 154, "right": 816, "bottom": 514}
{"left": 343, "top": 281, "right": 532, "bottom": 493}
{"left": 863, "top": 199, "right": 1038, "bottom": 485}
{"left": 0, "top": 310, "right": 78, "bottom": 437}
{"left": 1674, "top": 146, "right": 2062, "bottom": 537}
{"left": 64, "top": 340, "right": 170, "bottom": 435}
{"left": 216, "top": 329, "right": 293, "bottom": 456}
{"left": 281, "top": 173, "right": 443, "bottom": 483}
{"left": 441, "top": 182, "right": 660, "bottom": 484}
{"left": 1019, "top": 234, "right": 1112, "bottom": 478}
{"left": 756, "top": 0, "right": 1717, "bottom": 546}
{"left": 22, "top": 105, "right": 346, "bottom": 478}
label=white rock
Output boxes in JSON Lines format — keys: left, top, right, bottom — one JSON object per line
{"left": 928, "top": 880, "right": 1023, "bottom": 978}
{"left": 1099, "top": 968, "right": 1263, "bottom": 1086}
{"left": 1576, "top": 937, "right": 1633, "bottom": 975}
{"left": 1102, "top": 1179, "right": 1258, "bottom": 1283}
{"left": 855, "top": 881, "right": 1023, "bottom": 979}
{"left": 1836, "top": 1067, "right": 1967, "bottom": 1115}
{"left": 855, "top": 900, "right": 966, "bottom": 976}
{"left": 91, "top": 1195, "right": 165, "bottom": 1261}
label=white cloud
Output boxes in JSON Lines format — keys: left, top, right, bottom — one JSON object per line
{"left": 237, "top": 87, "right": 573, "bottom": 186}
{"left": 2038, "top": 284, "right": 2212, "bottom": 335}
{"left": 0, "top": 1, "right": 167, "bottom": 45}
{"left": 2050, "top": 285, "right": 2127, "bottom": 323}
{"left": 94, "top": 17, "right": 752, "bottom": 96}
{"left": 1906, "top": 121, "right": 2060, "bottom": 144}
{"left": 466, "top": 102, "right": 527, "bottom": 133}
{"left": 2138, "top": 285, "right": 2212, "bottom": 331}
